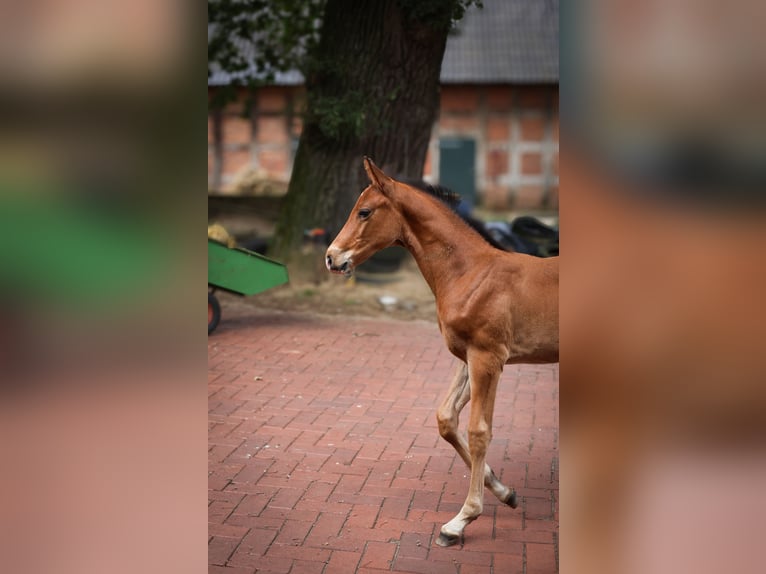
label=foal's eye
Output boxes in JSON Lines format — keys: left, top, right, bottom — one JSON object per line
{"left": 358, "top": 208, "right": 372, "bottom": 220}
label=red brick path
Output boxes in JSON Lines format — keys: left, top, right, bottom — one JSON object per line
{"left": 209, "top": 308, "right": 559, "bottom": 573}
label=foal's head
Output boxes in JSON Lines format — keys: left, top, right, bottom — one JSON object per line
{"left": 326, "top": 157, "right": 403, "bottom": 275}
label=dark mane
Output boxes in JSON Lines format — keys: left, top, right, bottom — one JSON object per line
{"left": 422, "top": 183, "right": 462, "bottom": 208}
{"left": 401, "top": 179, "right": 462, "bottom": 209}
{"left": 399, "top": 178, "right": 507, "bottom": 252}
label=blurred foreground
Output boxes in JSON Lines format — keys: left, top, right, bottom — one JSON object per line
{"left": 0, "top": 1, "right": 205, "bottom": 573}
{"left": 562, "top": 1, "right": 766, "bottom": 572}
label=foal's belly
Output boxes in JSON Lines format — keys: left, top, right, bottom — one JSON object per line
{"left": 439, "top": 320, "right": 558, "bottom": 365}
{"left": 506, "top": 347, "right": 559, "bottom": 364}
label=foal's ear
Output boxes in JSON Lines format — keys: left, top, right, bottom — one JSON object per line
{"left": 363, "top": 157, "right": 394, "bottom": 193}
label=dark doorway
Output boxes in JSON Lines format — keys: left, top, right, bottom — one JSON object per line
{"left": 439, "top": 137, "right": 477, "bottom": 208}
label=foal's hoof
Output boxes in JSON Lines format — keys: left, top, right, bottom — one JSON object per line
{"left": 505, "top": 490, "right": 518, "bottom": 509}
{"left": 436, "top": 531, "right": 461, "bottom": 547}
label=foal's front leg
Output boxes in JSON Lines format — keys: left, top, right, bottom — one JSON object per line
{"left": 436, "top": 363, "right": 517, "bottom": 508}
{"left": 437, "top": 351, "right": 503, "bottom": 547}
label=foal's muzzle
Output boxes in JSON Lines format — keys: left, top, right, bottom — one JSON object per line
{"left": 325, "top": 246, "right": 353, "bottom": 275}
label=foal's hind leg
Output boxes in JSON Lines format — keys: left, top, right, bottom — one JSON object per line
{"left": 435, "top": 363, "right": 517, "bottom": 532}
{"left": 437, "top": 352, "right": 507, "bottom": 546}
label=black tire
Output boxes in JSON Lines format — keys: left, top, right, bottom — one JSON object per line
{"left": 208, "top": 293, "right": 221, "bottom": 334}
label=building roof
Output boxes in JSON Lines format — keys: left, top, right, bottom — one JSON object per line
{"left": 208, "top": 0, "right": 558, "bottom": 86}
{"left": 441, "top": 0, "right": 558, "bottom": 84}
{"left": 207, "top": 63, "right": 303, "bottom": 87}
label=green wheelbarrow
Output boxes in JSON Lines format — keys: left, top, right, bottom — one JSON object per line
{"left": 208, "top": 238, "right": 289, "bottom": 334}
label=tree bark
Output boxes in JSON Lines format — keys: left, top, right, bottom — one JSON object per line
{"left": 270, "top": 0, "right": 455, "bottom": 262}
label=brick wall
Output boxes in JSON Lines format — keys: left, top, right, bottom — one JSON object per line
{"left": 208, "top": 86, "right": 304, "bottom": 192}
{"left": 427, "top": 84, "right": 559, "bottom": 210}
{"left": 209, "top": 84, "right": 559, "bottom": 210}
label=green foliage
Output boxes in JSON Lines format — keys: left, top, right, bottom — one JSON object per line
{"left": 309, "top": 91, "right": 368, "bottom": 141}
{"left": 396, "top": 0, "right": 482, "bottom": 30}
{"left": 208, "top": 0, "right": 326, "bottom": 103}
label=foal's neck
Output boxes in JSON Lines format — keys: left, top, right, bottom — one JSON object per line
{"left": 397, "top": 193, "right": 491, "bottom": 298}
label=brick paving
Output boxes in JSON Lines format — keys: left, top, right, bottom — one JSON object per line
{"left": 209, "top": 306, "right": 559, "bottom": 573}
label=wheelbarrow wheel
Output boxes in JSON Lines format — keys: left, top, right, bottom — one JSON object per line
{"left": 208, "top": 292, "right": 221, "bottom": 334}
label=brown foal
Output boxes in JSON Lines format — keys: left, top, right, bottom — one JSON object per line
{"left": 326, "top": 158, "right": 559, "bottom": 546}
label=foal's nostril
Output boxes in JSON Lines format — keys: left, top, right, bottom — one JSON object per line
{"left": 339, "top": 261, "right": 349, "bottom": 272}
{"left": 326, "top": 255, "right": 332, "bottom": 266}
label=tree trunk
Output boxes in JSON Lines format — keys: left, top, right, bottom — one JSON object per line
{"left": 270, "top": 0, "right": 455, "bottom": 262}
